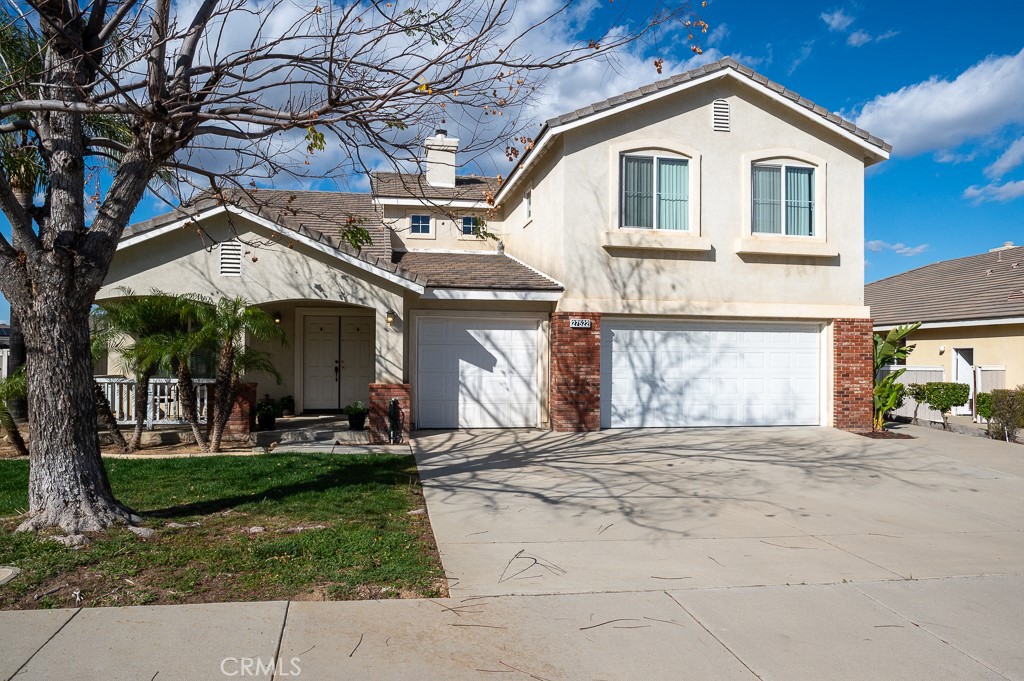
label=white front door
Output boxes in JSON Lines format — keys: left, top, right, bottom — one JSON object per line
{"left": 303, "top": 316, "right": 339, "bottom": 410}
{"left": 339, "top": 318, "right": 374, "bottom": 408}
{"left": 417, "top": 318, "right": 540, "bottom": 428}
{"left": 953, "top": 348, "right": 974, "bottom": 416}
{"left": 601, "top": 321, "right": 821, "bottom": 428}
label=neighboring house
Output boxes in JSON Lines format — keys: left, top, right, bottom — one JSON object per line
{"left": 0, "top": 324, "right": 9, "bottom": 379}
{"left": 98, "top": 57, "right": 890, "bottom": 441}
{"left": 866, "top": 242, "right": 1024, "bottom": 416}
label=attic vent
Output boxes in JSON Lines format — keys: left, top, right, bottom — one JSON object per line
{"left": 712, "top": 98, "right": 731, "bottom": 132}
{"left": 219, "top": 239, "right": 242, "bottom": 276}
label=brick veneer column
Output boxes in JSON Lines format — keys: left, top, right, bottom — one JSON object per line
{"left": 833, "top": 318, "right": 874, "bottom": 431}
{"left": 222, "top": 382, "right": 257, "bottom": 441}
{"left": 550, "top": 312, "right": 602, "bottom": 432}
{"left": 369, "top": 383, "right": 410, "bottom": 445}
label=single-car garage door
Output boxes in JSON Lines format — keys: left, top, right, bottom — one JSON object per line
{"left": 417, "top": 317, "right": 540, "bottom": 428}
{"left": 601, "top": 321, "right": 821, "bottom": 428}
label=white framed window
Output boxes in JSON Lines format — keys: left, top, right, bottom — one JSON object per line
{"left": 524, "top": 189, "right": 533, "bottom": 220}
{"left": 620, "top": 154, "right": 690, "bottom": 231}
{"left": 410, "top": 214, "right": 432, "bottom": 235}
{"left": 461, "top": 216, "right": 479, "bottom": 236}
{"left": 219, "top": 239, "right": 242, "bottom": 276}
{"left": 751, "top": 162, "right": 815, "bottom": 236}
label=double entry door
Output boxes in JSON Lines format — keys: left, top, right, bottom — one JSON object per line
{"left": 302, "top": 315, "right": 374, "bottom": 411}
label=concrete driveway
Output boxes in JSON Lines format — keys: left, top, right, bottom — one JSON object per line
{"left": 414, "top": 424, "right": 1024, "bottom": 596}
{"left": 410, "top": 424, "right": 1024, "bottom": 680}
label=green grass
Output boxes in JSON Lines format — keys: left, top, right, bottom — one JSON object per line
{"left": 0, "top": 454, "right": 444, "bottom": 609}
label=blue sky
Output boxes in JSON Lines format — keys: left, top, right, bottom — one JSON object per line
{"left": 1, "top": 0, "right": 1022, "bottom": 321}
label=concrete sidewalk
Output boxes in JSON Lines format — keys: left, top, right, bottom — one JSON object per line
{"left": 3, "top": 575, "right": 1022, "bottom": 680}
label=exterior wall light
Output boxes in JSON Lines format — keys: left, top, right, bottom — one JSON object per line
{"left": 273, "top": 311, "right": 282, "bottom": 325}
{"left": 938, "top": 345, "right": 946, "bottom": 355}
{"left": 386, "top": 309, "right": 397, "bottom": 326}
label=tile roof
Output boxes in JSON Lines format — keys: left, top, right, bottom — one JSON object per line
{"left": 865, "top": 245, "right": 1024, "bottom": 326}
{"left": 122, "top": 189, "right": 424, "bottom": 285}
{"left": 542, "top": 57, "right": 891, "bottom": 153}
{"left": 370, "top": 172, "right": 501, "bottom": 202}
{"left": 392, "top": 251, "right": 562, "bottom": 291}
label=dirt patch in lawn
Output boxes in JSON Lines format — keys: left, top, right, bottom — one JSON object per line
{"left": 857, "top": 430, "right": 915, "bottom": 440}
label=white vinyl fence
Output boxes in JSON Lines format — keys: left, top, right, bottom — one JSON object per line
{"left": 877, "top": 365, "right": 945, "bottom": 423}
{"left": 877, "top": 364, "right": 1007, "bottom": 423}
{"left": 96, "top": 377, "right": 214, "bottom": 428}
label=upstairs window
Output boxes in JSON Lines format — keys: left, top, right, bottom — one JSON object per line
{"left": 219, "top": 239, "right": 242, "bottom": 276}
{"left": 410, "top": 214, "right": 432, "bottom": 235}
{"left": 621, "top": 154, "right": 689, "bottom": 231}
{"left": 525, "top": 189, "right": 533, "bottom": 219}
{"left": 751, "top": 163, "right": 815, "bottom": 236}
{"left": 461, "top": 216, "right": 479, "bottom": 236}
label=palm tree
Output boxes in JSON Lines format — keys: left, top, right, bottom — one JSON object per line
{"left": 91, "top": 290, "right": 198, "bottom": 450}
{"left": 0, "top": 369, "right": 29, "bottom": 458}
{"left": 196, "top": 297, "right": 287, "bottom": 452}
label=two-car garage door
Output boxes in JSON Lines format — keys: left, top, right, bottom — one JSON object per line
{"left": 601, "top": 321, "right": 821, "bottom": 428}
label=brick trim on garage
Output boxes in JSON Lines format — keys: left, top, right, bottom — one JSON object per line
{"left": 550, "top": 312, "right": 602, "bottom": 431}
{"left": 833, "top": 318, "right": 874, "bottom": 431}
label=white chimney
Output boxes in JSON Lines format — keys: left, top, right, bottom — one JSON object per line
{"left": 424, "top": 129, "right": 458, "bottom": 188}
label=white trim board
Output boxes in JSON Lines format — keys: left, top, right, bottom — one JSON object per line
{"left": 421, "top": 288, "right": 562, "bottom": 301}
{"left": 874, "top": 316, "right": 1024, "bottom": 331}
{"left": 496, "top": 68, "right": 889, "bottom": 204}
{"left": 373, "top": 197, "right": 489, "bottom": 209}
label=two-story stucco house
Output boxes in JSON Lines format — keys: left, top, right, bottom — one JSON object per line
{"left": 99, "top": 58, "right": 890, "bottom": 441}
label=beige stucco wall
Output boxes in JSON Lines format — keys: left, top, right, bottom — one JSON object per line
{"left": 489, "top": 76, "right": 872, "bottom": 320}
{"left": 99, "top": 214, "right": 409, "bottom": 395}
{"left": 905, "top": 325, "right": 1024, "bottom": 388}
{"left": 383, "top": 204, "right": 496, "bottom": 252}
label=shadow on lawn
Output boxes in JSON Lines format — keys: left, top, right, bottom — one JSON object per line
{"left": 139, "top": 456, "right": 416, "bottom": 519}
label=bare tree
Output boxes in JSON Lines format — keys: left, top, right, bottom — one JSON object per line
{"left": 0, "top": 0, "right": 703, "bottom": 532}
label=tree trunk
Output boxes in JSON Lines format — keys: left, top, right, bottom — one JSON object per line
{"left": 176, "top": 362, "right": 208, "bottom": 451}
{"left": 17, "top": 298, "right": 137, "bottom": 532}
{"left": 129, "top": 368, "right": 155, "bottom": 451}
{"left": 93, "top": 380, "right": 128, "bottom": 453}
{"left": 1, "top": 408, "right": 29, "bottom": 458}
{"left": 208, "top": 342, "right": 237, "bottom": 453}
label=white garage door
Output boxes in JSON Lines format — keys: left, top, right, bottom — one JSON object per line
{"left": 601, "top": 321, "right": 821, "bottom": 428}
{"left": 417, "top": 318, "right": 540, "bottom": 428}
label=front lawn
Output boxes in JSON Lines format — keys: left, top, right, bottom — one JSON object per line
{"left": 0, "top": 454, "right": 445, "bottom": 609}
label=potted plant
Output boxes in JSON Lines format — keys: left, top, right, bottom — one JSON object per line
{"left": 278, "top": 395, "right": 295, "bottom": 417}
{"left": 256, "top": 395, "right": 281, "bottom": 431}
{"left": 342, "top": 400, "right": 369, "bottom": 431}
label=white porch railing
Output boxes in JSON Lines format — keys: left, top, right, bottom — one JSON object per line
{"left": 96, "top": 377, "right": 214, "bottom": 428}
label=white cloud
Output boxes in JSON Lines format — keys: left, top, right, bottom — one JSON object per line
{"left": 848, "top": 29, "right": 899, "bottom": 47}
{"left": 854, "top": 48, "right": 1024, "bottom": 156}
{"left": 963, "top": 179, "right": 1024, "bottom": 203}
{"left": 847, "top": 30, "right": 871, "bottom": 47}
{"left": 788, "top": 41, "right": 814, "bottom": 75}
{"left": 821, "top": 9, "right": 854, "bottom": 32}
{"left": 865, "top": 240, "right": 929, "bottom": 256}
{"left": 985, "top": 136, "right": 1024, "bottom": 179}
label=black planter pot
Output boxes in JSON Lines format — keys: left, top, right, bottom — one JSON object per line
{"left": 348, "top": 413, "right": 367, "bottom": 431}
{"left": 257, "top": 414, "right": 276, "bottom": 431}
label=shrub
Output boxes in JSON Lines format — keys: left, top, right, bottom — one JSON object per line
{"left": 976, "top": 392, "right": 993, "bottom": 422}
{"left": 922, "top": 382, "right": 971, "bottom": 430}
{"left": 906, "top": 383, "right": 928, "bottom": 422}
{"left": 873, "top": 373, "right": 906, "bottom": 430}
{"left": 989, "top": 387, "right": 1024, "bottom": 441}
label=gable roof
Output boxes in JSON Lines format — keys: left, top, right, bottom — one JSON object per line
{"left": 392, "top": 251, "right": 562, "bottom": 291}
{"left": 370, "top": 172, "right": 500, "bottom": 202}
{"left": 119, "top": 189, "right": 427, "bottom": 291}
{"left": 495, "top": 56, "right": 891, "bottom": 204}
{"left": 866, "top": 245, "right": 1024, "bottom": 326}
